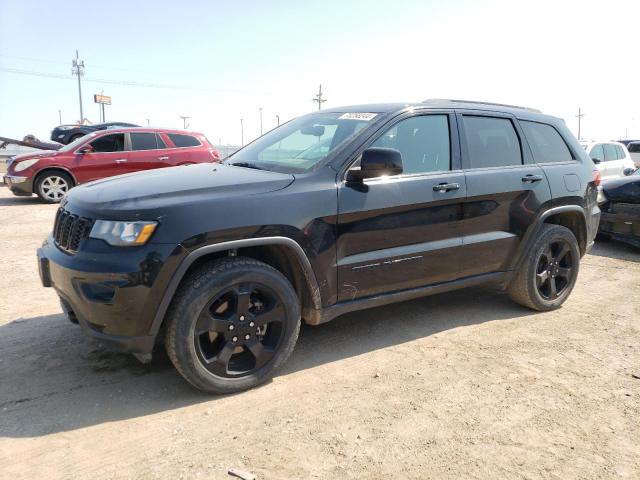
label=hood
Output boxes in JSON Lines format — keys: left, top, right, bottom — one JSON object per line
{"left": 12, "top": 150, "right": 60, "bottom": 162}
{"left": 602, "top": 174, "right": 640, "bottom": 204}
{"left": 65, "top": 163, "right": 295, "bottom": 216}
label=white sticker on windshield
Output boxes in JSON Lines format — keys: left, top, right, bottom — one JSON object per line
{"left": 338, "top": 112, "right": 378, "bottom": 121}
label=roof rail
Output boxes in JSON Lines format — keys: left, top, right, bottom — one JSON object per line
{"left": 422, "top": 99, "right": 541, "bottom": 113}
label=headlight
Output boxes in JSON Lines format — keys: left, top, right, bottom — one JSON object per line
{"left": 13, "top": 159, "right": 39, "bottom": 172}
{"left": 90, "top": 220, "right": 158, "bottom": 246}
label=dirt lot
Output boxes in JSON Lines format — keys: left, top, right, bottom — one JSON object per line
{"left": 0, "top": 185, "right": 638, "bottom": 480}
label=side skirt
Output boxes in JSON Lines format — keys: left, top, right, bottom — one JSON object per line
{"left": 313, "top": 271, "right": 512, "bottom": 325}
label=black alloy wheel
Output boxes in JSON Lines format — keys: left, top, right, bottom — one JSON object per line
{"left": 194, "top": 283, "right": 285, "bottom": 377}
{"left": 507, "top": 224, "right": 580, "bottom": 311}
{"left": 165, "top": 257, "right": 301, "bottom": 394}
{"left": 535, "top": 239, "right": 575, "bottom": 300}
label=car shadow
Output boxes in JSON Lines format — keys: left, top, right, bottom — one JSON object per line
{"left": 588, "top": 239, "right": 639, "bottom": 262}
{"left": 0, "top": 195, "right": 43, "bottom": 206}
{"left": 0, "top": 286, "right": 535, "bottom": 438}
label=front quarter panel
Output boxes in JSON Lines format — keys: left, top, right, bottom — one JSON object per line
{"left": 174, "top": 169, "right": 339, "bottom": 306}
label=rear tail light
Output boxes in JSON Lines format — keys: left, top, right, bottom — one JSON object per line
{"left": 210, "top": 149, "right": 220, "bottom": 162}
{"left": 592, "top": 168, "right": 601, "bottom": 187}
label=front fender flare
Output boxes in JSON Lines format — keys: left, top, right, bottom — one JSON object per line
{"left": 148, "top": 236, "right": 322, "bottom": 337}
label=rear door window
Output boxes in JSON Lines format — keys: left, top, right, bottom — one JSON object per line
{"left": 168, "top": 134, "right": 201, "bottom": 148}
{"left": 130, "top": 132, "right": 160, "bottom": 151}
{"left": 520, "top": 121, "right": 573, "bottom": 163}
{"left": 603, "top": 144, "right": 618, "bottom": 161}
{"left": 462, "top": 116, "right": 522, "bottom": 168}
{"left": 89, "top": 133, "right": 125, "bottom": 152}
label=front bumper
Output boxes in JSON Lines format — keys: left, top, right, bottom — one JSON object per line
{"left": 3, "top": 175, "right": 33, "bottom": 196}
{"left": 37, "top": 235, "right": 188, "bottom": 354}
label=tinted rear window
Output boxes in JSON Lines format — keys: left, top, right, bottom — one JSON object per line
{"left": 168, "top": 134, "right": 200, "bottom": 148}
{"left": 520, "top": 121, "right": 573, "bottom": 163}
{"left": 629, "top": 143, "right": 640, "bottom": 153}
{"left": 130, "top": 132, "right": 159, "bottom": 150}
{"left": 463, "top": 116, "right": 522, "bottom": 168}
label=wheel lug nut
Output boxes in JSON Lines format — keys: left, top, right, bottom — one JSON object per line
{"left": 239, "top": 315, "right": 245, "bottom": 321}
{"left": 249, "top": 321, "right": 255, "bottom": 327}
{"left": 229, "top": 325, "right": 235, "bottom": 331}
{"left": 245, "top": 334, "right": 250, "bottom": 340}
{"left": 232, "top": 336, "right": 238, "bottom": 342}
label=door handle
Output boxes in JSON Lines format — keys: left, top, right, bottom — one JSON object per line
{"left": 114, "top": 159, "right": 127, "bottom": 163}
{"left": 158, "top": 156, "right": 169, "bottom": 161}
{"left": 522, "top": 174, "right": 543, "bottom": 183}
{"left": 433, "top": 182, "right": 460, "bottom": 192}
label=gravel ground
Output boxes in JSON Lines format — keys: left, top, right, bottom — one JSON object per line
{"left": 0, "top": 185, "right": 638, "bottom": 480}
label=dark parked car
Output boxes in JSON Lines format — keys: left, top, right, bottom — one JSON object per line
{"left": 5, "top": 128, "right": 219, "bottom": 203}
{"left": 37, "top": 100, "right": 601, "bottom": 393}
{"left": 51, "top": 122, "right": 139, "bottom": 145}
{"left": 599, "top": 169, "right": 640, "bottom": 247}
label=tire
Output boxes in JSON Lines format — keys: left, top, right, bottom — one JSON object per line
{"left": 507, "top": 224, "right": 580, "bottom": 311}
{"left": 35, "top": 171, "right": 74, "bottom": 203}
{"left": 164, "top": 257, "right": 301, "bottom": 394}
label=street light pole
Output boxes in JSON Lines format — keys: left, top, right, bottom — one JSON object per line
{"left": 58, "top": 109, "right": 62, "bottom": 125}
{"left": 240, "top": 118, "right": 244, "bottom": 146}
{"left": 72, "top": 50, "right": 85, "bottom": 123}
{"left": 276, "top": 114, "right": 280, "bottom": 126}
{"left": 259, "top": 108, "right": 263, "bottom": 135}
{"left": 179, "top": 116, "right": 190, "bottom": 129}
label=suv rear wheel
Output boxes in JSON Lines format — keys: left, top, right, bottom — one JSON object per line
{"left": 164, "top": 257, "right": 301, "bottom": 394}
{"left": 507, "top": 224, "right": 580, "bottom": 311}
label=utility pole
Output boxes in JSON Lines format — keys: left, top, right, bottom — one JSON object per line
{"left": 259, "top": 108, "right": 263, "bottom": 135}
{"left": 72, "top": 50, "right": 85, "bottom": 123}
{"left": 240, "top": 118, "right": 244, "bottom": 146}
{"left": 179, "top": 116, "right": 190, "bottom": 129}
{"left": 312, "top": 84, "right": 326, "bottom": 111}
{"left": 575, "top": 107, "right": 586, "bottom": 140}
{"left": 276, "top": 114, "right": 280, "bottom": 126}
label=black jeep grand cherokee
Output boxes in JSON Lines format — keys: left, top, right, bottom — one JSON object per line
{"left": 38, "top": 100, "right": 601, "bottom": 393}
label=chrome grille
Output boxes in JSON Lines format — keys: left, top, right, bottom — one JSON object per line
{"left": 53, "top": 208, "right": 93, "bottom": 253}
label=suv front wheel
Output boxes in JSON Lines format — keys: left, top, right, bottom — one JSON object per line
{"left": 508, "top": 224, "right": 580, "bottom": 311}
{"left": 164, "top": 257, "right": 301, "bottom": 394}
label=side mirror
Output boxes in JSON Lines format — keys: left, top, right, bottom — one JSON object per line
{"left": 78, "top": 145, "right": 94, "bottom": 154}
{"left": 347, "top": 147, "right": 403, "bottom": 182}
{"left": 591, "top": 157, "right": 601, "bottom": 164}
{"left": 623, "top": 167, "right": 635, "bottom": 176}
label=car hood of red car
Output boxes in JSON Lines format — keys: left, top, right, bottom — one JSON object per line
{"left": 12, "top": 150, "right": 61, "bottom": 162}
{"left": 64, "top": 163, "right": 295, "bottom": 217}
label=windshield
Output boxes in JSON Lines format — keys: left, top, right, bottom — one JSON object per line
{"left": 224, "top": 112, "right": 379, "bottom": 173}
{"left": 58, "top": 132, "right": 96, "bottom": 152}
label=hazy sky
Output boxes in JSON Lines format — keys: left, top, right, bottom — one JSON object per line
{"left": 1, "top": 0, "right": 639, "bottom": 145}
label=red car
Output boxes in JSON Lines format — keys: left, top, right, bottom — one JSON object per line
{"left": 3, "top": 128, "right": 219, "bottom": 203}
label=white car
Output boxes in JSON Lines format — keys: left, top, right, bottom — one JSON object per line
{"left": 627, "top": 141, "right": 640, "bottom": 169}
{"left": 580, "top": 141, "right": 635, "bottom": 179}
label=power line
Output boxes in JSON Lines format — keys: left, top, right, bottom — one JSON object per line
{"left": 0, "top": 66, "right": 273, "bottom": 94}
